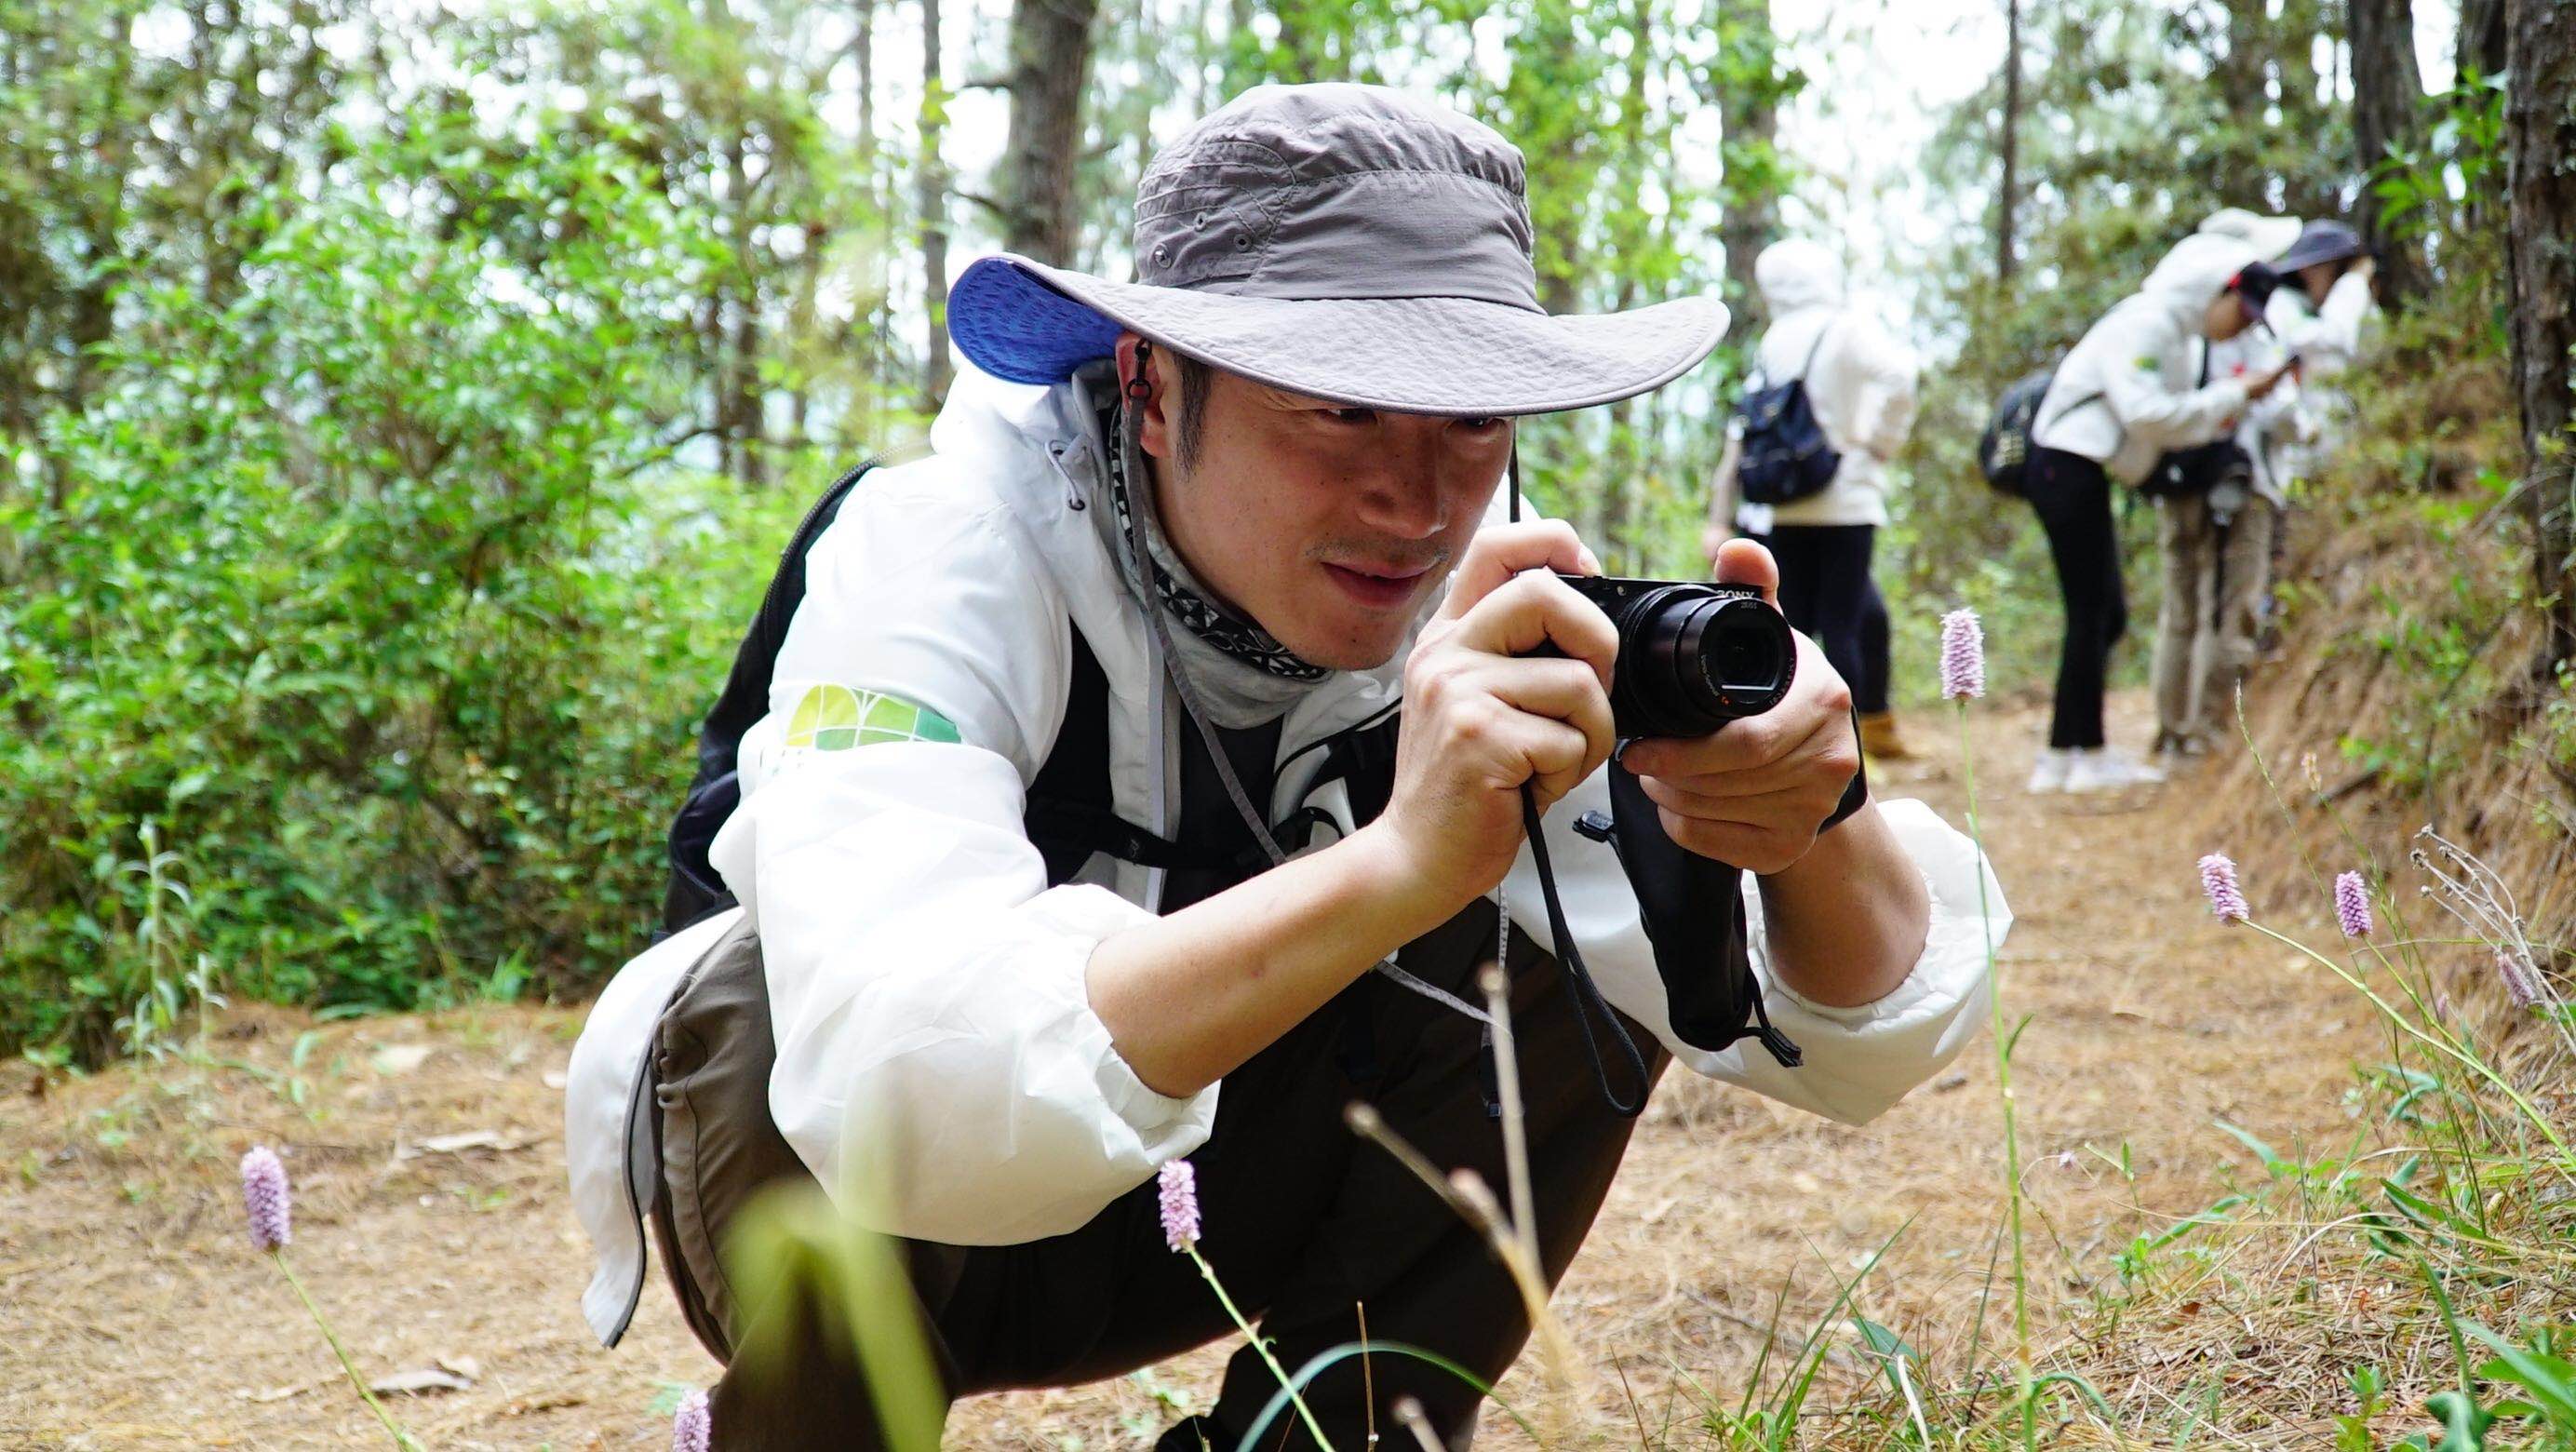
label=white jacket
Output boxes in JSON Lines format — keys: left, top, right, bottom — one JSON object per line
{"left": 2032, "top": 233, "right": 2263, "bottom": 485}
{"left": 564, "top": 362, "right": 2011, "bottom": 1346}
{"left": 1743, "top": 240, "right": 1920, "bottom": 529}
{"left": 2266, "top": 270, "right": 2376, "bottom": 479}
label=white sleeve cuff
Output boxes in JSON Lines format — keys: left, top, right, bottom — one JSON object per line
{"left": 1697, "top": 799, "right": 2006, "bottom": 1125}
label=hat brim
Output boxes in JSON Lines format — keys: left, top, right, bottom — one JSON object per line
{"left": 948, "top": 253, "right": 1727, "bottom": 416}
{"left": 2276, "top": 235, "right": 2365, "bottom": 273}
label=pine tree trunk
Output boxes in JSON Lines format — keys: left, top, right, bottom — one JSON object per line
{"left": 2458, "top": 0, "right": 2508, "bottom": 79}
{"left": 2502, "top": 0, "right": 2576, "bottom": 671}
{"left": 1717, "top": 0, "right": 1778, "bottom": 349}
{"left": 998, "top": 0, "right": 1103, "bottom": 267}
{"left": 917, "top": 0, "right": 952, "bottom": 412}
{"left": 2351, "top": 0, "right": 2429, "bottom": 304}
{"left": 1997, "top": 0, "right": 2020, "bottom": 285}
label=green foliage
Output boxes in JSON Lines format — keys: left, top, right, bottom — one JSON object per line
{"left": 0, "top": 109, "right": 804, "bottom": 1057}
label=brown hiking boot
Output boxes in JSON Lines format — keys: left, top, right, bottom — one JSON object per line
{"left": 1858, "top": 710, "right": 1914, "bottom": 760}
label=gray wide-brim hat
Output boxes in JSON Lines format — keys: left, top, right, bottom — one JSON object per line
{"left": 946, "top": 84, "right": 1727, "bottom": 417}
{"left": 2277, "top": 219, "right": 2365, "bottom": 274}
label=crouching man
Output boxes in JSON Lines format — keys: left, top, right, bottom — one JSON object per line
{"left": 566, "top": 83, "right": 2008, "bottom": 1450}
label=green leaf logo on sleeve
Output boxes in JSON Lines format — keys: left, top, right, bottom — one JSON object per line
{"left": 783, "top": 684, "right": 962, "bottom": 751}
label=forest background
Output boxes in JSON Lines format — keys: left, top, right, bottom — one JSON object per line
{"left": 1, "top": 0, "right": 2567, "bottom": 1069}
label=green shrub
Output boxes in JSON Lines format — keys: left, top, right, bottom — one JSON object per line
{"left": 0, "top": 124, "right": 812, "bottom": 1059}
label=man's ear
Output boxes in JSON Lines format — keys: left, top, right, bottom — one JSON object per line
{"left": 1113, "top": 332, "right": 1180, "bottom": 463}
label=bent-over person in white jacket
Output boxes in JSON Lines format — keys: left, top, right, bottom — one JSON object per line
{"left": 2022, "top": 232, "right": 2296, "bottom": 795}
{"left": 563, "top": 84, "right": 2008, "bottom": 1451}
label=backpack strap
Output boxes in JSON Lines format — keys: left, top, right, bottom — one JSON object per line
{"left": 1023, "top": 625, "right": 1173, "bottom": 882}
{"left": 2036, "top": 386, "right": 2109, "bottom": 438}
{"left": 1794, "top": 315, "right": 1839, "bottom": 381}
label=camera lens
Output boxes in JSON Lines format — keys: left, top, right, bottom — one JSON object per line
{"left": 1614, "top": 585, "right": 1794, "bottom": 737}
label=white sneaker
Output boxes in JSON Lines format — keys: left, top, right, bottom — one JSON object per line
{"left": 2064, "top": 746, "right": 2167, "bottom": 792}
{"left": 2027, "top": 747, "right": 2074, "bottom": 794}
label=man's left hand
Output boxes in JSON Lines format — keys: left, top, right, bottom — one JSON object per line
{"left": 1615, "top": 539, "right": 1859, "bottom": 876}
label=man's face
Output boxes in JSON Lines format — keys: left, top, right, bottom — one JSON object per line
{"left": 1132, "top": 343, "right": 1513, "bottom": 671}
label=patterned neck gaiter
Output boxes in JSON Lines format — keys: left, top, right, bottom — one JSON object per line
{"left": 1097, "top": 401, "right": 1330, "bottom": 683}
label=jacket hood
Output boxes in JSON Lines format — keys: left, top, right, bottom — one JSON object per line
{"left": 2196, "top": 208, "right": 2304, "bottom": 260}
{"left": 2140, "top": 232, "right": 2265, "bottom": 317}
{"left": 1754, "top": 239, "right": 1845, "bottom": 314}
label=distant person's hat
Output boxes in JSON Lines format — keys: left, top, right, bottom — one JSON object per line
{"left": 2276, "top": 219, "right": 2366, "bottom": 274}
{"left": 944, "top": 84, "right": 1727, "bottom": 416}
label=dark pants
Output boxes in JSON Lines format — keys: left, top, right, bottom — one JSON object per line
{"left": 1767, "top": 524, "right": 1876, "bottom": 709}
{"left": 648, "top": 907, "right": 1669, "bottom": 1450}
{"left": 1858, "top": 577, "right": 1891, "bottom": 715}
{"left": 2023, "top": 447, "right": 2127, "bottom": 749}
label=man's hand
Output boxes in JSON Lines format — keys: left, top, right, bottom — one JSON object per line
{"left": 1375, "top": 520, "right": 1618, "bottom": 912}
{"left": 1617, "top": 539, "right": 1859, "bottom": 876}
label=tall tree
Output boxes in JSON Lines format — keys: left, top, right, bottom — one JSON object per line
{"left": 2502, "top": 0, "right": 2576, "bottom": 672}
{"left": 2350, "top": 0, "right": 2429, "bottom": 303}
{"left": 916, "top": 0, "right": 952, "bottom": 410}
{"left": 1715, "top": 0, "right": 1781, "bottom": 348}
{"left": 2458, "top": 0, "right": 2509, "bottom": 78}
{"left": 1997, "top": 0, "right": 2021, "bottom": 284}
{"left": 995, "top": 0, "right": 1104, "bottom": 266}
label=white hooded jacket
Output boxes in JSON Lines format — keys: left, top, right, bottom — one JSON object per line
{"left": 2032, "top": 233, "right": 2263, "bottom": 485}
{"left": 1740, "top": 240, "right": 1920, "bottom": 529}
{"left": 563, "top": 362, "right": 2011, "bottom": 1347}
{"left": 2265, "top": 268, "right": 2376, "bottom": 478}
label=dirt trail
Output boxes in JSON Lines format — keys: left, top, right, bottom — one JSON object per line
{"left": 0, "top": 692, "right": 2381, "bottom": 1449}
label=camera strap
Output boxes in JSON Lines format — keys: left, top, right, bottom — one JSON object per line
{"left": 1508, "top": 444, "right": 1656, "bottom": 1118}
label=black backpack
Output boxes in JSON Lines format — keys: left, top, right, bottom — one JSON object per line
{"left": 1978, "top": 369, "right": 2059, "bottom": 497}
{"left": 1733, "top": 323, "right": 1843, "bottom": 505}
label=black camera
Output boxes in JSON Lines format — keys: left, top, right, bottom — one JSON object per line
{"left": 1552, "top": 574, "right": 1796, "bottom": 738}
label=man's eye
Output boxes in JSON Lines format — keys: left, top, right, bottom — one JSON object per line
{"left": 1325, "top": 408, "right": 1377, "bottom": 424}
{"left": 1456, "top": 416, "right": 1501, "bottom": 431}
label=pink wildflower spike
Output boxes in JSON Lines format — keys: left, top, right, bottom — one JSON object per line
{"left": 2334, "top": 871, "right": 2372, "bottom": 938}
{"left": 1158, "top": 1159, "right": 1201, "bottom": 1252}
{"left": 240, "top": 1146, "right": 291, "bottom": 1253}
{"left": 2199, "top": 854, "right": 2248, "bottom": 923}
{"left": 672, "top": 1389, "right": 711, "bottom": 1452}
{"left": 1939, "top": 609, "right": 1985, "bottom": 701}
{"left": 2500, "top": 949, "right": 2542, "bottom": 1009}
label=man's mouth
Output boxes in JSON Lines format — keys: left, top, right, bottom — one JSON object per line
{"left": 1321, "top": 560, "right": 1434, "bottom": 611}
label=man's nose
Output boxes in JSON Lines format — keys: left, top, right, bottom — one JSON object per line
{"left": 1348, "top": 429, "right": 1451, "bottom": 539}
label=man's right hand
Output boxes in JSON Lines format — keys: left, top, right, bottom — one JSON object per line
{"left": 1367, "top": 520, "right": 1619, "bottom": 916}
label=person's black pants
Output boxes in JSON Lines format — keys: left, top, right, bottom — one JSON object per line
{"left": 1767, "top": 524, "right": 1876, "bottom": 707}
{"left": 1857, "top": 576, "right": 1891, "bottom": 716}
{"left": 654, "top": 903, "right": 1669, "bottom": 1450}
{"left": 2023, "top": 447, "right": 2127, "bottom": 749}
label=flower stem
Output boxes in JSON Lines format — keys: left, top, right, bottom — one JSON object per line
{"left": 2244, "top": 921, "right": 2575, "bottom": 1171}
{"left": 273, "top": 1251, "right": 421, "bottom": 1451}
{"left": 1188, "top": 1245, "right": 1334, "bottom": 1450}
{"left": 1958, "top": 702, "right": 2034, "bottom": 1449}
